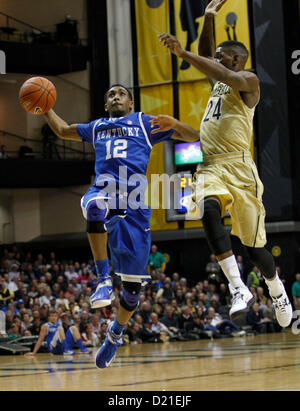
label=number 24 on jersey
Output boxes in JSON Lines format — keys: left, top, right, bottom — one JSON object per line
{"left": 203, "top": 97, "right": 222, "bottom": 122}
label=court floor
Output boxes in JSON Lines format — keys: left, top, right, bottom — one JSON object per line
{"left": 0, "top": 330, "right": 299, "bottom": 391}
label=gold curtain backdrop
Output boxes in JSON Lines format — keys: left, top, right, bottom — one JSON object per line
{"left": 135, "top": 0, "right": 172, "bottom": 86}
{"left": 134, "top": 0, "right": 253, "bottom": 231}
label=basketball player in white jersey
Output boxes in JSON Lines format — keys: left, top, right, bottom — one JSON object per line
{"left": 156, "top": 0, "right": 292, "bottom": 327}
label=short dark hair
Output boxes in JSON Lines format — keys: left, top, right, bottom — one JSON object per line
{"left": 104, "top": 84, "right": 133, "bottom": 103}
{"left": 217, "top": 40, "right": 249, "bottom": 60}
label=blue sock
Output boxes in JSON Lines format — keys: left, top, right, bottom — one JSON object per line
{"left": 94, "top": 258, "right": 110, "bottom": 281}
{"left": 76, "top": 338, "right": 86, "bottom": 350}
{"left": 111, "top": 318, "right": 125, "bottom": 336}
{"left": 62, "top": 339, "right": 71, "bottom": 352}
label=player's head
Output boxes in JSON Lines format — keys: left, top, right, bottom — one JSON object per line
{"left": 215, "top": 40, "right": 249, "bottom": 71}
{"left": 104, "top": 84, "right": 134, "bottom": 117}
{"left": 49, "top": 309, "right": 58, "bottom": 323}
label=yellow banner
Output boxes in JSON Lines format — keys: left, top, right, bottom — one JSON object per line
{"left": 135, "top": 0, "right": 172, "bottom": 86}
{"left": 214, "top": 0, "right": 252, "bottom": 69}
{"left": 178, "top": 79, "right": 211, "bottom": 129}
{"left": 174, "top": 0, "right": 207, "bottom": 82}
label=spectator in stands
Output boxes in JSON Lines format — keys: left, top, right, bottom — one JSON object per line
{"left": 140, "top": 320, "right": 163, "bottom": 343}
{"left": 21, "top": 312, "right": 32, "bottom": 333}
{"left": 292, "top": 273, "right": 300, "bottom": 310}
{"left": 206, "top": 306, "right": 245, "bottom": 337}
{"left": 247, "top": 303, "right": 276, "bottom": 334}
{"left": 218, "top": 282, "right": 230, "bottom": 307}
{"left": 247, "top": 266, "right": 262, "bottom": 290}
{"left": 150, "top": 312, "right": 170, "bottom": 341}
{"left": 29, "top": 317, "right": 41, "bottom": 336}
{"left": 39, "top": 286, "right": 52, "bottom": 307}
{"left": 0, "top": 144, "right": 9, "bottom": 159}
{"left": 81, "top": 323, "right": 99, "bottom": 347}
{"left": 256, "top": 286, "right": 267, "bottom": 309}
{"left": 160, "top": 280, "right": 175, "bottom": 302}
{"left": 160, "top": 304, "right": 182, "bottom": 340}
{"left": 262, "top": 298, "right": 281, "bottom": 332}
{"left": 8, "top": 264, "right": 20, "bottom": 282}
{"left": 205, "top": 254, "right": 221, "bottom": 282}
{"left": 8, "top": 322, "right": 22, "bottom": 340}
{"left": 148, "top": 244, "right": 166, "bottom": 273}
{"left": 8, "top": 276, "right": 19, "bottom": 293}
{"left": 171, "top": 272, "right": 180, "bottom": 288}
{"left": 65, "top": 264, "right": 78, "bottom": 281}
{"left": 138, "top": 301, "right": 152, "bottom": 324}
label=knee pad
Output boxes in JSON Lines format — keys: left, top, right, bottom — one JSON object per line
{"left": 86, "top": 199, "right": 108, "bottom": 222}
{"left": 246, "top": 247, "right": 276, "bottom": 279}
{"left": 120, "top": 281, "right": 142, "bottom": 312}
{"left": 202, "top": 199, "right": 232, "bottom": 255}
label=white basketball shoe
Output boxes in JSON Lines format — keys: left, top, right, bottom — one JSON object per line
{"left": 229, "top": 284, "right": 255, "bottom": 321}
{"left": 270, "top": 285, "right": 293, "bottom": 328}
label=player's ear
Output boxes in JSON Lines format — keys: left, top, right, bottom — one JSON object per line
{"left": 233, "top": 54, "right": 240, "bottom": 67}
{"left": 129, "top": 100, "right": 134, "bottom": 111}
{"left": 104, "top": 103, "right": 108, "bottom": 112}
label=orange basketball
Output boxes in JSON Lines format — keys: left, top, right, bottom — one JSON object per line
{"left": 19, "top": 77, "right": 57, "bottom": 115}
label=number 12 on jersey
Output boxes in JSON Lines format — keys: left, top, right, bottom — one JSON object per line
{"left": 106, "top": 139, "right": 128, "bottom": 159}
{"left": 203, "top": 97, "right": 222, "bottom": 122}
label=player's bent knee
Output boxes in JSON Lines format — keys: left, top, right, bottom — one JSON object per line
{"left": 201, "top": 199, "right": 231, "bottom": 256}
{"left": 86, "top": 199, "right": 107, "bottom": 222}
{"left": 120, "top": 281, "right": 142, "bottom": 312}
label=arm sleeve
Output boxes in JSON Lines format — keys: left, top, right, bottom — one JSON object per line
{"left": 141, "top": 114, "right": 174, "bottom": 146}
{"left": 77, "top": 120, "right": 99, "bottom": 144}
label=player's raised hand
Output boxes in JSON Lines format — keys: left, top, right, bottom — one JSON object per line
{"left": 158, "top": 33, "right": 183, "bottom": 57}
{"left": 150, "top": 115, "right": 178, "bottom": 134}
{"left": 205, "top": 0, "right": 228, "bottom": 17}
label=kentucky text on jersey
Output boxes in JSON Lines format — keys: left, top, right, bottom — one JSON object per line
{"left": 96, "top": 126, "right": 140, "bottom": 140}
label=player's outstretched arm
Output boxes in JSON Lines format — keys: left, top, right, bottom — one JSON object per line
{"left": 158, "top": 33, "right": 259, "bottom": 93}
{"left": 198, "top": 0, "right": 228, "bottom": 57}
{"left": 44, "top": 109, "right": 81, "bottom": 142}
{"left": 24, "top": 324, "right": 48, "bottom": 357}
{"left": 150, "top": 115, "right": 199, "bottom": 142}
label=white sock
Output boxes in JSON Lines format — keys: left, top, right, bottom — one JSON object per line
{"left": 264, "top": 273, "right": 283, "bottom": 297}
{"left": 218, "top": 255, "right": 245, "bottom": 289}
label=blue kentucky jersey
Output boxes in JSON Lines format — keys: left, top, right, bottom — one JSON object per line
{"left": 77, "top": 112, "right": 173, "bottom": 204}
{"left": 45, "top": 321, "right": 60, "bottom": 348}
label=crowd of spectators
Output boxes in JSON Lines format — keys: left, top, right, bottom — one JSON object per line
{"left": 0, "top": 244, "right": 296, "bottom": 352}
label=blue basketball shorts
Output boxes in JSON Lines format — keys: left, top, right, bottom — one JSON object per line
{"left": 81, "top": 186, "right": 152, "bottom": 284}
{"left": 47, "top": 330, "right": 64, "bottom": 355}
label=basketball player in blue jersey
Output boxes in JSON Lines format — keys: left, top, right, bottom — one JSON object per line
{"left": 42, "top": 84, "right": 199, "bottom": 368}
{"left": 24, "top": 310, "right": 91, "bottom": 356}
{"left": 158, "top": 0, "right": 292, "bottom": 328}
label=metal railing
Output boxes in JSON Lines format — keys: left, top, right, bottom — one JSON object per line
{"left": 0, "top": 11, "right": 87, "bottom": 46}
{"left": 0, "top": 129, "right": 94, "bottom": 161}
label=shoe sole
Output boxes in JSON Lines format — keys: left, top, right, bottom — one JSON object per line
{"left": 91, "top": 298, "right": 112, "bottom": 309}
{"left": 276, "top": 305, "right": 293, "bottom": 328}
{"left": 230, "top": 296, "right": 255, "bottom": 321}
